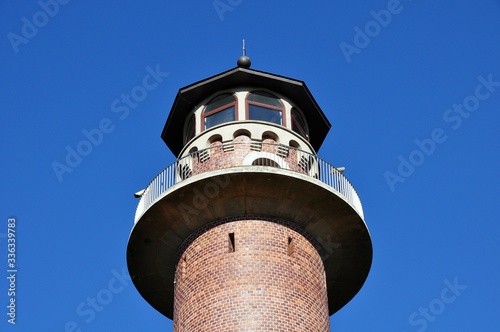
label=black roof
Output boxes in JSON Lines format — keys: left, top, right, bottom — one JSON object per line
{"left": 161, "top": 66, "right": 331, "bottom": 156}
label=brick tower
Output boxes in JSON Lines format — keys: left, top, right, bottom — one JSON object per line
{"left": 127, "top": 54, "right": 372, "bottom": 331}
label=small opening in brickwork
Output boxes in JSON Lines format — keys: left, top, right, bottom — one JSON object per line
{"left": 181, "top": 256, "right": 187, "bottom": 279}
{"left": 208, "top": 134, "right": 223, "bottom": 145}
{"left": 287, "top": 237, "right": 294, "bottom": 257}
{"left": 289, "top": 140, "right": 300, "bottom": 149}
{"left": 233, "top": 129, "right": 251, "bottom": 140}
{"left": 262, "top": 131, "right": 278, "bottom": 143}
{"left": 177, "top": 163, "right": 192, "bottom": 180}
{"left": 228, "top": 232, "right": 235, "bottom": 253}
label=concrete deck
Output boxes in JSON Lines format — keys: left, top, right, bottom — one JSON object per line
{"left": 127, "top": 166, "right": 372, "bottom": 319}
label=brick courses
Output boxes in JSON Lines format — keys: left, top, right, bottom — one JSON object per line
{"left": 190, "top": 135, "right": 313, "bottom": 177}
{"left": 173, "top": 218, "right": 330, "bottom": 331}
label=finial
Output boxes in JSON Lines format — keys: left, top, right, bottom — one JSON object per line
{"left": 237, "top": 39, "right": 251, "bottom": 68}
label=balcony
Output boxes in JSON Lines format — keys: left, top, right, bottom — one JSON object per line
{"left": 134, "top": 142, "right": 363, "bottom": 224}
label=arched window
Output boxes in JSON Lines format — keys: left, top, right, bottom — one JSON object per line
{"left": 202, "top": 93, "right": 237, "bottom": 130}
{"left": 252, "top": 158, "right": 280, "bottom": 168}
{"left": 291, "top": 108, "right": 309, "bottom": 140}
{"left": 242, "top": 152, "right": 290, "bottom": 169}
{"left": 246, "top": 91, "right": 284, "bottom": 125}
{"left": 184, "top": 114, "right": 195, "bottom": 143}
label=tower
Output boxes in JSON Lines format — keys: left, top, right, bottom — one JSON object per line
{"left": 127, "top": 55, "right": 372, "bottom": 331}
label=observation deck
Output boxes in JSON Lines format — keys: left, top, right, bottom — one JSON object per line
{"left": 127, "top": 141, "right": 372, "bottom": 318}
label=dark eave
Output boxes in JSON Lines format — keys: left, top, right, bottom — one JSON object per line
{"left": 161, "top": 66, "right": 331, "bottom": 156}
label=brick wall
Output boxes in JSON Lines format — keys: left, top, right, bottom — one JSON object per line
{"left": 186, "top": 135, "right": 317, "bottom": 178}
{"left": 173, "top": 218, "right": 330, "bottom": 331}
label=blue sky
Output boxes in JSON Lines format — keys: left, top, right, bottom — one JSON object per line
{"left": 1, "top": 0, "right": 500, "bottom": 331}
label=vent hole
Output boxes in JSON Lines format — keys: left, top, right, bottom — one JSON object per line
{"left": 181, "top": 256, "right": 187, "bottom": 278}
{"left": 228, "top": 232, "right": 235, "bottom": 253}
{"left": 287, "top": 237, "right": 294, "bottom": 257}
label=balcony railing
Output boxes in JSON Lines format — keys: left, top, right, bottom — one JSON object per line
{"left": 134, "top": 142, "right": 364, "bottom": 223}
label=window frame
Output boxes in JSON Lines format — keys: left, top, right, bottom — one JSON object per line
{"left": 291, "top": 107, "right": 309, "bottom": 141}
{"left": 245, "top": 91, "right": 286, "bottom": 126}
{"left": 201, "top": 93, "right": 238, "bottom": 131}
{"left": 184, "top": 113, "right": 196, "bottom": 144}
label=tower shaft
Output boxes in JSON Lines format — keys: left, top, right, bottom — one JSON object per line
{"left": 174, "top": 219, "right": 330, "bottom": 331}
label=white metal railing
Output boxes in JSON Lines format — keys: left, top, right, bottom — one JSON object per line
{"left": 134, "top": 143, "right": 364, "bottom": 223}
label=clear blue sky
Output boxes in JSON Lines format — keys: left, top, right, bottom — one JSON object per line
{"left": 1, "top": 1, "right": 499, "bottom": 331}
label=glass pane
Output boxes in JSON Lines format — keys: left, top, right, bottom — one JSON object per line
{"left": 204, "top": 106, "right": 235, "bottom": 129}
{"left": 247, "top": 91, "right": 282, "bottom": 108}
{"left": 185, "top": 115, "right": 195, "bottom": 142}
{"left": 292, "top": 108, "right": 308, "bottom": 137}
{"left": 249, "top": 105, "right": 282, "bottom": 125}
{"left": 205, "top": 94, "right": 236, "bottom": 113}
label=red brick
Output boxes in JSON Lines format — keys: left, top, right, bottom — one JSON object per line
{"left": 173, "top": 218, "right": 330, "bottom": 331}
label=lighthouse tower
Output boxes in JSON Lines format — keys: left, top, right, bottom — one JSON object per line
{"left": 127, "top": 54, "right": 372, "bottom": 331}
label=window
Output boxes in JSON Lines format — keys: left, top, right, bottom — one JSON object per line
{"left": 202, "top": 93, "right": 237, "bottom": 130}
{"left": 252, "top": 158, "right": 280, "bottom": 168}
{"left": 247, "top": 91, "right": 284, "bottom": 125}
{"left": 184, "top": 114, "right": 195, "bottom": 143}
{"left": 291, "top": 108, "right": 309, "bottom": 140}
